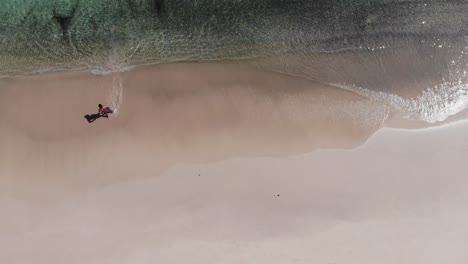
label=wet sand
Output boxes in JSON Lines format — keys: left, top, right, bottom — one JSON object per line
{"left": 0, "top": 63, "right": 387, "bottom": 183}
{"left": 1, "top": 62, "right": 467, "bottom": 263}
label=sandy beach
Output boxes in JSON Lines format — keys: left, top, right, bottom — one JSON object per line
{"left": 0, "top": 62, "right": 385, "bottom": 182}
{"left": 1, "top": 62, "right": 468, "bottom": 263}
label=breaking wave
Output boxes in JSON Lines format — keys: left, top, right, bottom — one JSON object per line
{"left": 330, "top": 81, "right": 468, "bottom": 124}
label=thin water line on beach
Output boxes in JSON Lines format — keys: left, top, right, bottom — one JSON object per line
{"left": 108, "top": 74, "right": 124, "bottom": 115}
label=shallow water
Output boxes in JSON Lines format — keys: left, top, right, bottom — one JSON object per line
{"left": 1, "top": 0, "right": 467, "bottom": 72}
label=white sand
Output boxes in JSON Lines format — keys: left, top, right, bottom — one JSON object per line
{"left": 2, "top": 125, "right": 468, "bottom": 264}
{"left": 1, "top": 64, "right": 467, "bottom": 264}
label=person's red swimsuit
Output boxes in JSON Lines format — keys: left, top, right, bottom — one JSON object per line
{"left": 99, "top": 106, "right": 113, "bottom": 116}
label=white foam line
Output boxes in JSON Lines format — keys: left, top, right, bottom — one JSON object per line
{"left": 108, "top": 74, "right": 124, "bottom": 115}
{"left": 384, "top": 117, "right": 468, "bottom": 133}
{"left": 329, "top": 82, "right": 468, "bottom": 124}
{"left": 345, "top": 117, "right": 468, "bottom": 152}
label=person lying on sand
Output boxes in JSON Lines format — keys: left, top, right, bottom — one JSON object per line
{"left": 98, "top": 104, "right": 113, "bottom": 118}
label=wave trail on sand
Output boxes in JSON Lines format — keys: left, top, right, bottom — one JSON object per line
{"left": 108, "top": 74, "right": 124, "bottom": 115}
{"left": 88, "top": 46, "right": 130, "bottom": 115}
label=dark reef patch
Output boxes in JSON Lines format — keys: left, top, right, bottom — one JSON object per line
{"left": 52, "top": 4, "right": 78, "bottom": 44}
{"left": 153, "top": 0, "right": 166, "bottom": 19}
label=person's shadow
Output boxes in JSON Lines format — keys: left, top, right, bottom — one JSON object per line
{"left": 84, "top": 113, "right": 107, "bottom": 123}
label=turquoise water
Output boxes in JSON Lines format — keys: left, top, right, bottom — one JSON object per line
{"left": 1, "top": 0, "right": 468, "bottom": 75}
{"left": 0, "top": 0, "right": 284, "bottom": 74}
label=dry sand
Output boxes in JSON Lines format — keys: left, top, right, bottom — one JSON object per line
{"left": 1, "top": 63, "right": 467, "bottom": 263}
